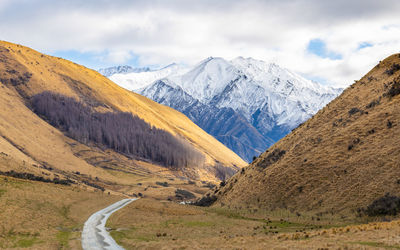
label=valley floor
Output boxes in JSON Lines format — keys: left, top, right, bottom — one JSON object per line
{"left": 107, "top": 198, "right": 400, "bottom": 250}
{"left": 1, "top": 175, "right": 400, "bottom": 249}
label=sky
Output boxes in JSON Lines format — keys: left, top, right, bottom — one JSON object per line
{"left": 1, "top": 0, "right": 400, "bottom": 88}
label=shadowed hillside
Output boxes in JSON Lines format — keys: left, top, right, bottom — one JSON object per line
{"left": 31, "top": 91, "right": 204, "bottom": 169}
{"left": 207, "top": 53, "right": 400, "bottom": 216}
{"left": 0, "top": 40, "right": 246, "bottom": 187}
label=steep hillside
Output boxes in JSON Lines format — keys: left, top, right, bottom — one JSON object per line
{"left": 106, "top": 57, "right": 340, "bottom": 162}
{"left": 209, "top": 53, "right": 400, "bottom": 215}
{"left": 0, "top": 41, "right": 245, "bottom": 187}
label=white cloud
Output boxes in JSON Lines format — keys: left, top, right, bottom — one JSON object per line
{"left": 1, "top": 0, "right": 400, "bottom": 87}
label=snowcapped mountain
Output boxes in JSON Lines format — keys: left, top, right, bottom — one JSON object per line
{"left": 98, "top": 65, "right": 151, "bottom": 77}
{"left": 105, "top": 57, "right": 342, "bottom": 162}
{"left": 108, "top": 63, "right": 187, "bottom": 91}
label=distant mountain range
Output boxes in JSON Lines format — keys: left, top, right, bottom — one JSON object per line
{"left": 101, "top": 57, "right": 342, "bottom": 162}
{"left": 98, "top": 65, "right": 151, "bottom": 77}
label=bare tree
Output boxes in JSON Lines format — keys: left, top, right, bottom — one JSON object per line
{"left": 32, "top": 91, "right": 204, "bottom": 169}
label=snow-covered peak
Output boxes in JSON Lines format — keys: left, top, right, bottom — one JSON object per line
{"left": 178, "top": 57, "right": 241, "bottom": 102}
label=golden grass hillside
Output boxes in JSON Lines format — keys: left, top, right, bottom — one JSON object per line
{"left": 212, "top": 53, "right": 400, "bottom": 216}
{"left": 0, "top": 40, "right": 245, "bottom": 185}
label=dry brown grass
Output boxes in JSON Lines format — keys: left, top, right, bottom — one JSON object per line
{"left": 107, "top": 198, "right": 400, "bottom": 249}
{"left": 215, "top": 53, "right": 400, "bottom": 216}
{"left": 0, "top": 176, "right": 121, "bottom": 249}
{"left": 0, "top": 153, "right": 212, "bottom": 249}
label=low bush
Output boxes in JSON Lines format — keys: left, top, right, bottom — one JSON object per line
{"left": 387, "top": 120, "right": 393, "bottom": 128}
{"left": 386, "top": 80, "right": 400, "bottom": 98}
{"left": 175, "top": 189, "right": 196, "bottom": 200}
{"left": 155, "top": 181, "right": 169, "bottom": 187}
{"left": 194, "top": 194, "right": 218, "bottom": 207}
{"left": 348, "top": 107, "right": 362, "bottom": 116}
{"left": 361, "top": 193, "right": 400, "bottom": 216}
{"left": 385, "top": 63, "right": 400, "bottom": 76}
{"left": 0, "top": 170, "right": 73, "bottom": 185}
{"left": 366, "top": 99, "right": 380, "bottom": 109}
{"left": 81, "top": 180, "right": 105, "bottom": 191}
{"left": 258, "top": 149, "right": 286, "bottom": 169}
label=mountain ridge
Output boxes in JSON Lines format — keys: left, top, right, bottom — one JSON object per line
{"left": 105, "top": 57, "right": 341, "bottom": 161}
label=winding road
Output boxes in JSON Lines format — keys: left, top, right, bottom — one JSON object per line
{"left": 81, "top": 198, "right": 137, "bottom": 250}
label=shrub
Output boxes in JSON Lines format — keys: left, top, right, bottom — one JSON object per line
{"left": 31, "top": 91, "right": 204, "bottom": 169}
{"left": 366, "top": 99, "right": 380, "bottom": 109}
{"left": 387, "top": 120, "right": 393, "bottom": 128}
{"left": 362, "top": 193, "right": 400, "bottom": 216}
{"left": 385, "top": 63, "right": 400, "bottom": 76}
{"left": 175, "top": 189, "right": 196, "bottom": 199}
{"left": 348, "top": 107, "right": 362, "bottom": 115}
{"left": 81, "top": 180, "right": 105, "bottom": 191}
{"left": 258, "top": 149, "right": 286, "bottom": 169}
{"left": 155, "top": 181, "right": 169, "bottom": 187}
{"left": 194, "top": 194, "right": 217, "bottom": 207}
{"left": 0, "top": 170, "right": 74, "bottom": 185}
{"left": 386, "top": 80, "right": 400, "bottom": 98}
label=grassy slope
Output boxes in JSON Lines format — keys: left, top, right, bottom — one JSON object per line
{"left": 213, "top": 53, "right": 400, "bottom": 215}
{"left": 0, "top": 40, "right": 245, "bottom": 184}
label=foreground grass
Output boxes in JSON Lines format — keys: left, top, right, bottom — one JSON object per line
{"left": 107, "top": 198, "right": 400, "bottom": 249}
{"left": 352, "top": 241, "right": 400, "bottom": 249}
{"left": 0, "top": 177, "right": 121, "bottom": 249}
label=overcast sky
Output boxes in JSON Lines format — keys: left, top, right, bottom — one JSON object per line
{"left": 1, "top": 0, "right": 400, "bottom": 87}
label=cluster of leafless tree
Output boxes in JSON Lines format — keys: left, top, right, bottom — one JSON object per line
{"left": 31, "top": 91, "right": 204, "bottom": 169}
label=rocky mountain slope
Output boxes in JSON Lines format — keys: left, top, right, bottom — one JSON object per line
{"left": 106, "top": 57, "right": 341, "bottom": 162}
{"left": 208, "top": 53, "right": 400, "bottom": 215}
{"left": 0, "top": 41, "right": 245, "bottom": 189}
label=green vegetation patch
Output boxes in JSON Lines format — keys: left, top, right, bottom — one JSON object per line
{"left": 182, "top": 221, "right": 215, "bottom": 227}
{"left": 56, "top": 230, "right": 71, "bottom": 249}
{"left": 15, "top": 237, "right": 37, "bottom": 248}
{"left": 206, "top": 207, "right": 259, "bottom": 221}
{"left": 0, "top": 230, "right": 40, "bottom": 249}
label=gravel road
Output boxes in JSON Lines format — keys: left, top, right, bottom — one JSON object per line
{"left": 81, "top": 198, "right": 137, "bottom": 250}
